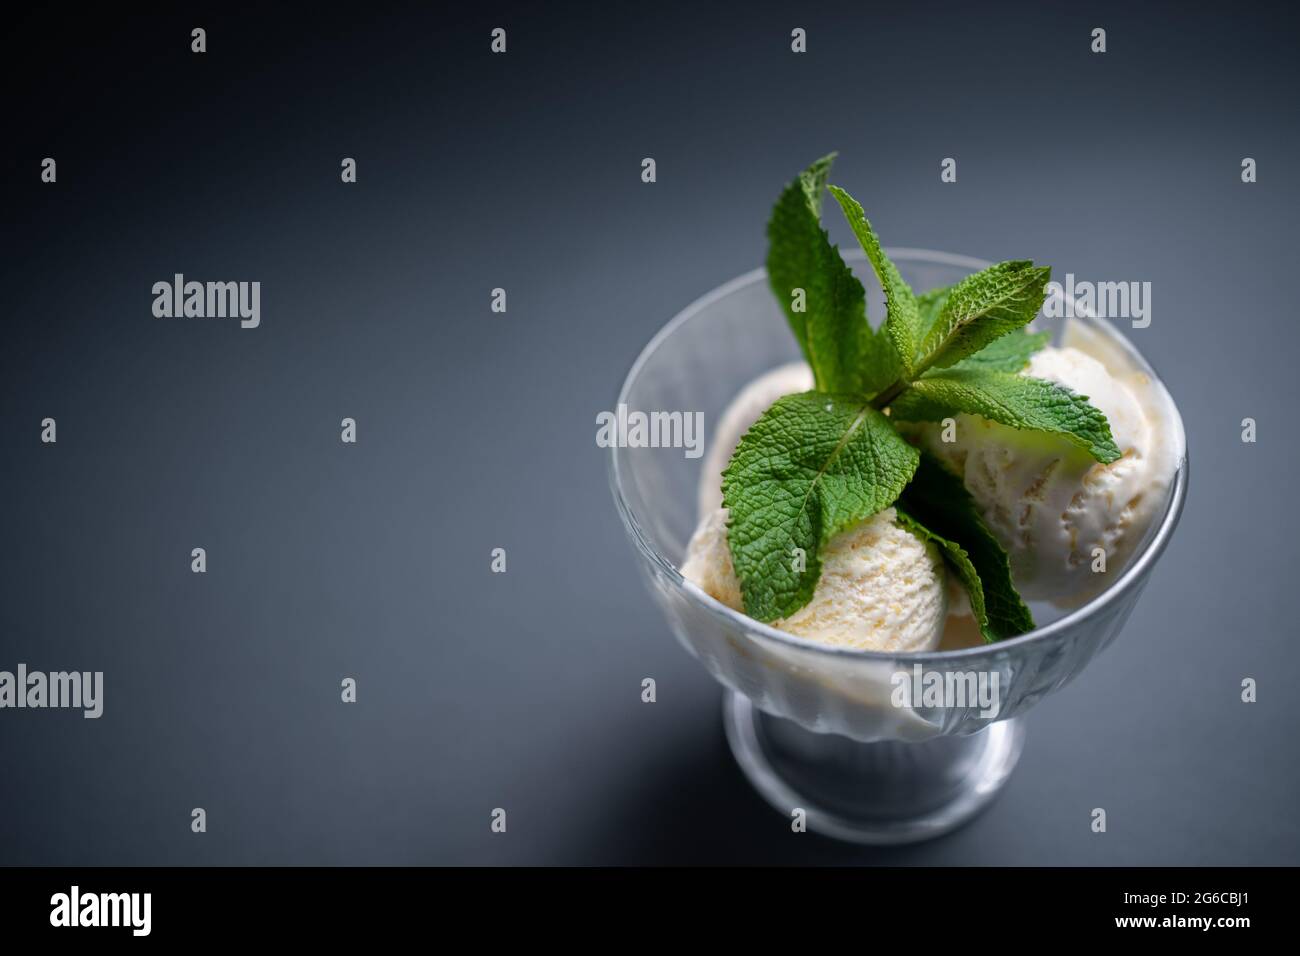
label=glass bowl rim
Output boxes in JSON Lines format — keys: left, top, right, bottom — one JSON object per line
{"left": 608, "top": 247, "right": 1189, "bottom": 663}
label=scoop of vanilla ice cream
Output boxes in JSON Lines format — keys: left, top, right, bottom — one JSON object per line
{"left": 696, "top": 361, "right": 814, "bottom": 518}
{"left": 914, "top": 344, "right": 1175, "bottom": 606}
{"left": 679, "top": 507, "right": 745, "bottom": 611}
{"left": 681, "top": 506, "right": 949, "bottom": 653}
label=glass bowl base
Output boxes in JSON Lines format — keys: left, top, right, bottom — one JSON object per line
{"left": 722, "top": 690, "right": 1026, "bottom": 845}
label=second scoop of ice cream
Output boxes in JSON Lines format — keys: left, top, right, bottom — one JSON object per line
{"left": 911, "top": 344, "right": 1175, "bottom": 606}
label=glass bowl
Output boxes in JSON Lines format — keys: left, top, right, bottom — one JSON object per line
{"left": 608, "top": 249, "right": 1188, "bottom": 844}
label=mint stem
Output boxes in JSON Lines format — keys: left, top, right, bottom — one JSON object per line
{"left": 872, "top": 347, "right": 944, "bottom": 408}
{"left": 871, "top": 379, "right": 910, "bottom": 409}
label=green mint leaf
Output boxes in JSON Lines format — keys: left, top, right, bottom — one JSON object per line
{"left": 948, "top": 328, "right": 1050, "bottom": 373}
{"left": 917, "top": 261, "right": 1051, "bottom": 371}
{"left": 916, "top": 279, "right": 1049, "bottom": 371}
{"left": 896, "top": 454, "right": 1035, "bottom": 642}
{"left": 827, "top": 185, "right": 920, "bottom": 379}
{"left": 721, "top": 391, "right": 920, "bottom": 621}
{"left": 766, "top": 156, "right": 882, "bottom": 394}
{"left": 915, "top": 285, "right": 952, "bottom": 343}
{"left": 889, "top": 368, "right": 1122, "bottom": 464}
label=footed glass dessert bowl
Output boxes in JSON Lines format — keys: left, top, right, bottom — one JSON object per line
{"left": 609, "top": 249, "right": 1188, "bottom": 844}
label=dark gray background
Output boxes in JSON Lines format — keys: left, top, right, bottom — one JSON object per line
{"left": 2, "top": 1, "right": 1296, "bottom": 865}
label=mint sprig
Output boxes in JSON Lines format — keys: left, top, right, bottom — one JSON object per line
{"left": 721, "top": 155, "right": 1121, "bottom": 640}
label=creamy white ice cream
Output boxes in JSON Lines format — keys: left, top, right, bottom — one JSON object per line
{"left": 682, "top": 506, "right": 949, "bottom": 653}
{"left": 911, "top": 341, "right": 1181, "bottom": 606}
